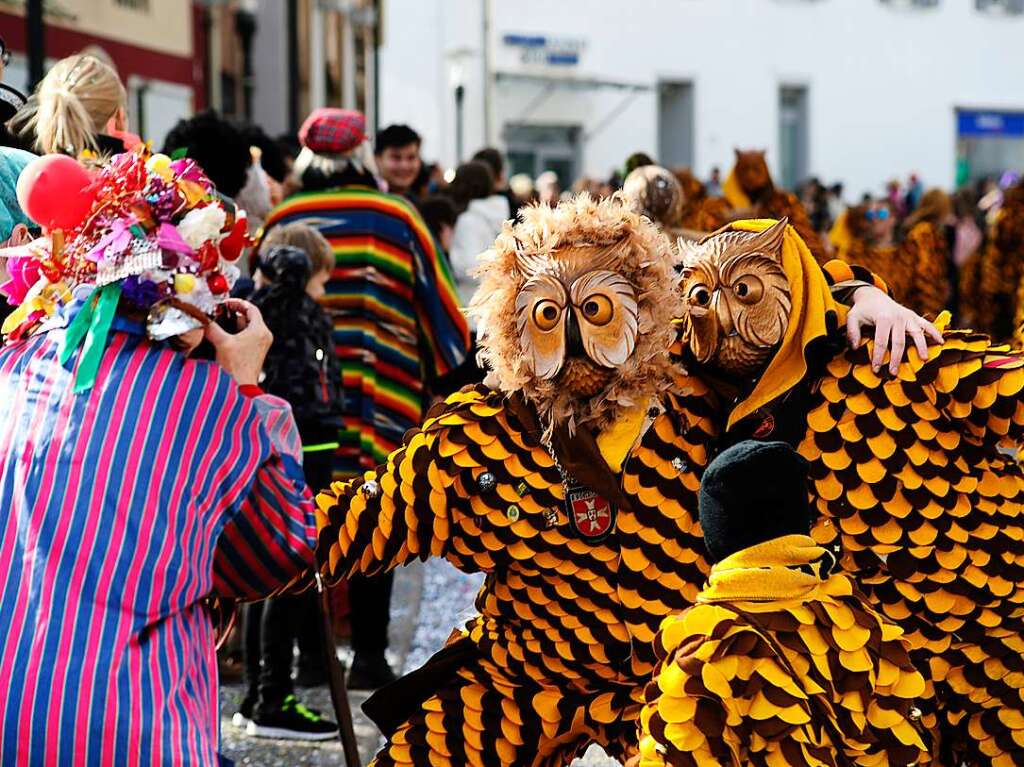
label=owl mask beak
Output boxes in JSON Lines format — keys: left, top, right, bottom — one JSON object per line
{"left": 712, "top": 289, "right": 736, "bottom": 338}
{"left": 565, "top": 311, "right": 585, "bottom": 358}
{"left": 687, "top": 300, "right": 719, "bottom": 365}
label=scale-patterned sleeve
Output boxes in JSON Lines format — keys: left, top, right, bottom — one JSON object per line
{"left": 315, "top": 387, "right": 564, "bottom": 582}
{"left": 315, "top": 413, "right": 463, "bottom": 581}
{"left": 821, "top": 259, "right": 890, "bottom": 296}
{"left": 639, "top": 584, "right": 931, "bottom": 767}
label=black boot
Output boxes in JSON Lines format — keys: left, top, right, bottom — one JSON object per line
{"left": 347, "top": 650, "right": 397, "bottom": 690}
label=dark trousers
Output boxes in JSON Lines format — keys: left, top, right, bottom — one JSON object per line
{"left": 349, "top": 571, "right": 394, "bottom": 655}
{"left": 243, "top": 592, "right": 325, "bottom": 706}
{"left": 241, "top": 450, "right": 333, "bottom": 706}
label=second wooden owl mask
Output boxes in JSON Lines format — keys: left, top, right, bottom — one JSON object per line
{"left": 678, "top": 218, "right": 792, "bottom": 377}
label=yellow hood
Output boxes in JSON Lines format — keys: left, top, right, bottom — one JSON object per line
{"left": 722, "top": 168, "right": 752, "bottom": 209}
{"left": 726, "top": 219, "right": 844, "bottom": 431}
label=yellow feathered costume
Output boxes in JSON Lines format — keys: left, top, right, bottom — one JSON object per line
{"left": 639, "top": 536, "right": 932, "bottom": 767}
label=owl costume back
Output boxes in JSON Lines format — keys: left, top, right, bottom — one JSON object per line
{"left": 678, "top": 219, "right": 1024, "bottom": 766}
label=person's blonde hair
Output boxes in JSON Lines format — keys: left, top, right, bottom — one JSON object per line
{"left": 259, "top": 223, "right": 335, "bottom": 273}
{"left": 12, "top": 53, "right": 127, "bottom": 156}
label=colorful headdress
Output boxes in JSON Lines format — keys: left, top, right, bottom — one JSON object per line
{"left": 3, "top": 146, "right": 250, "bottom": 391}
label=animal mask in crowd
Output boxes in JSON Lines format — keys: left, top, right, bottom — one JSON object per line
{"left": 678, "top": 218, "right": 792, "bottom": 377}
{"left": 621, "top": 165, "right": 684, "bottom": 229}
{"left": 470, "top": 194, "right": 679, "bottom": 434}
{"left": 733, "top": 148, "right": 773, "bottom": 195}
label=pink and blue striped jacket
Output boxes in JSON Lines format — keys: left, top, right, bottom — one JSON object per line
{"left": 0, "top": 312, "right": 317, "bottom": 765}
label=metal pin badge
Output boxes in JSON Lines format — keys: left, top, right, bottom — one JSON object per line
{"left": 909, "top": 707, "right": 922, "bottom": 721}
{"left": 672, "top": 457, "right": 687, "bottom": 472}
{"left": 516, "top": 481, "right": 528, "bottom": 497}
{"left": 361, "top": 480, "right": 380, "bottom": 499}
{"left": 477, "top": 472, "right": 497, "bottom": 492}
{"left": 506, "top": 505, "right": 520, "bottom": 522}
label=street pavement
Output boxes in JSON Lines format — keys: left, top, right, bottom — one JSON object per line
{"left": 219, "top": 559, "right": 618, "bottom": 766}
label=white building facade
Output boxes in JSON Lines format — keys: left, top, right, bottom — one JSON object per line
{"left": 378, "top": 0, "right": 1024, "bottom": 197}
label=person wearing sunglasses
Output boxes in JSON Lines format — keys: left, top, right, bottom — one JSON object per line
{"left": 865, "top": 199, "right": 897, "bottom": 247}
{"left": 837, "top": 199, "right": 909, "bottom": 305}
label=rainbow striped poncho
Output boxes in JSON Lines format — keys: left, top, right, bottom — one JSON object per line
{"left": 263, "top": 187, "right": 470, "bottom": 478}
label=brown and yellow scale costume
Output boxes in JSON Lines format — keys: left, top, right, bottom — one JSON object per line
{"left": 802, "top": 324, "right": 1024, "bottom": 765}
{"left": 679, "top": 220, "right": 1024, "bottom": 766}
{"left": 317, "top": 381, "right": 716, "bottom": 766}
{"left": 639, "top": 537, "right": 932, "bottom": 767}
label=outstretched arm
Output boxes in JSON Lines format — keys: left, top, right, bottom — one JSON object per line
{"left": 314, "top": 388, "right": 564, "bottom": 583}
{"left": 824, "top": 260, "right": 943, "bottom": 375}
{"left": 315, "top": 426, "right": 450, "bottom": 581}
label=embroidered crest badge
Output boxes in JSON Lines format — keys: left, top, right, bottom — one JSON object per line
{"left": 564, "top": 483, "right": 615, "bottom": 541}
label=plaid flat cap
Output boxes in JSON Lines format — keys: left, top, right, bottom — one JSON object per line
{"left": 298, "top": 108, "right": 367, "bottom": 154}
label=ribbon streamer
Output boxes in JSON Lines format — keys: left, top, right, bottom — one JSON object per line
{"left": 59, "top": 283, "right": 123, "bottom": 393}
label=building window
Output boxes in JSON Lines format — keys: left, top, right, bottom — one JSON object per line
{"left": 779, "top": 86, "right": 809, "bottom": 191}
{"left": 115, "top": 0, "right": 150, "bottom": 10}
{"left": 657, "top": 81, "right": 695, "bottom": 170}
{"left": 977, "top": 0, "right": 1024, "bottom": 13}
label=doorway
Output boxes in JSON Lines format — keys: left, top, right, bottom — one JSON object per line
{"left": 779, "top": 85, "right": 809, "bottom": 190}
{"left": 504, "top": 123, "right": 582, "bottom": 188}
{"left": 658, "top": 80, "right": 694, "bottom": 169}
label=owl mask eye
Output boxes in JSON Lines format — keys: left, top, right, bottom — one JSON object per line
{"left": 533, "top": 299, "right": 563, "bottom": 331}
{"left": 569, "top": 270, "right": 639, "bottom": 368}
{"left": 516, "top": 274, "right": 568, "bottom": 380}
{"left": 730, "top": 275, "right": 764, "bottom": 304}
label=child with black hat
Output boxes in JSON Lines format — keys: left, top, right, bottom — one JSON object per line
{"left": 638, "top": 440, "right": 934, "bottom": 767}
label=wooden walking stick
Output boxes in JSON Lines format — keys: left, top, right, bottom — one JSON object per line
{"left": 316, "top": 572, "right": 362, "bottom": 767}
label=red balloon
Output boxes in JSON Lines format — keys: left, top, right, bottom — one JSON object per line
{"left": 16, "top": 154, "right": 98, "bottom": 231}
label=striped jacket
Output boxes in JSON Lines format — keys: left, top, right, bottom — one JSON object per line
{"left": 0, "top": 312, "right": 317, "bottom": 766}
{"left": 262, "top": 187, "right": 470, "bottom": 479}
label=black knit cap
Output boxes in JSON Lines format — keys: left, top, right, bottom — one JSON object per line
{"left": 699, "top": 440, "right": 812, "bottom": 563}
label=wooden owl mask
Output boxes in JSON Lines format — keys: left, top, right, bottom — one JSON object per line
{"left": 470, "top": 195, "right": 680, "bottom": 434}
{"left": 678, "top": 218, "right": 792, "bottom": 377}
{"left": 514, "top": 243, "right": 640, "bottom": 394}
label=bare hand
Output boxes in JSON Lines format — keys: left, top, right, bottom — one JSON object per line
{"left": 846, "top": 286, "right": 943, "bottom": 375}
{"left": 204, "top": 298, "right": 273, "bottom": 387}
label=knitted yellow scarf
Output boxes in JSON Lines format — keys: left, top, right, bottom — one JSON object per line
{"left": 698, "top": 534, "right": 832, "bottom": 604}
